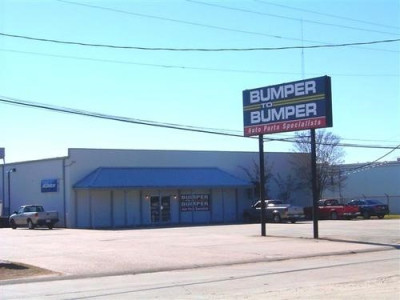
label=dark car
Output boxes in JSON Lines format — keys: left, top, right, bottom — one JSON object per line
{"left": 347, "top": 199, "right": 389, "bottom": 219}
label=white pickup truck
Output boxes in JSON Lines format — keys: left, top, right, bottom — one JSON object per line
{"left": 9, "top": 205, "right": 59, "bottom": 229}
{"left": 243, "top": 200, "right": 304, "bottom": 223}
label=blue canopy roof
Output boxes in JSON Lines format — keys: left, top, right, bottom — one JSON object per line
{"left": 73, "top": 167, "right": 252, "bottom": 189}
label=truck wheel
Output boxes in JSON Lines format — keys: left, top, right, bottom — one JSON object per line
{"left": 27, "top": 219, "right": 35, "bottom": 230}
{"left": 330, "top": 212, "right": 338, "bottom": 220}
{"left": 10, "top": 220, "right": 17, "bottom": 229}
{"left": 377, "top": 214, "right": 385, "bottom": 219}
{"left": 362, "top": 211, "right": 370, "bottom": 219}
{"left": 47, "top": 224, "right": 54, "bottom": 229}
{"left": 273, "top": 214, "right": 281, "bottom": 223}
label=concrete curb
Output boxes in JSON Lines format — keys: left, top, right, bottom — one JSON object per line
{"left": 1, "top": 243, "right": 395, "bottom": 286}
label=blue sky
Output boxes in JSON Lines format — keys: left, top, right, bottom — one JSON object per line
{"left": 0, "top": 0, "right": 399, "bottom": 163}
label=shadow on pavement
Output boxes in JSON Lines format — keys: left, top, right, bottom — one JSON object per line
{"left": 319, "top": 237, "right": 400, "bottom": 250}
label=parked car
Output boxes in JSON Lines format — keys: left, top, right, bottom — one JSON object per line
{"left": 304, "top": 198, "right": 360, "bottom": 220}
{"left": 243, "top": 200, "right": 304, "bottom": 223}
{"left": 346, "top": 199, "right": 389, "bottom": 219}
{"left": 9, "top": 205, "right": 59, "bottom": 229}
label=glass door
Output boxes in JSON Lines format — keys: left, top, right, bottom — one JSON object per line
{"left": 150, "top": 196, "right": 171, "bottom": 223}
{"left": 150, "top": 196, "right": 160, "bottom": 223}
{"left": 161, "top": 196, "right": 171, "bottom": 222}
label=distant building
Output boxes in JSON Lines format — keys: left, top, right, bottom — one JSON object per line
{"left": 324, "top": 160, "right": 400, "bottom": 214}
{"left": 0, "top": 148, "right": 309, "bottom": 228}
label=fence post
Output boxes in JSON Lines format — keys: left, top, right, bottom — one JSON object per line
{"left": 385, "top": 193, "right": 390, "bottom": 210}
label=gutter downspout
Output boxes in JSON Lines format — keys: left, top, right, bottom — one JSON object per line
{"left": 2, "top": 159, "right": 5, "bottom": 216}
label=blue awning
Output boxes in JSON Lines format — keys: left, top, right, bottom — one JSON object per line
{"left": 73, "top": 167, "right": 252, "bottom": 189}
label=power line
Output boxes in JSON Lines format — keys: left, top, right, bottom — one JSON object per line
{"left": 343, "top": 144, "right": 400, "bottom": 175}
{"left": 0, "top": 96, "right": 398, "bottom": 151}
{"left": 360, "top": 144, "right": 400, "bottom": 163}
{"left": 341, "top": 137, "right": 400, "bottom": 144}
{"left": 0, "top": 48, "right": 308, "bottom": 75}
{"left": 55, "top": 0, "right": 294, "bottom": 42}
{"left": 2, "top": 48, "right": 399, "bottom": 78}
{"left": 292, "top": 132, "right": 399, "bottom": 150}
{"left": 55, "top": 0, "right": 399, "bottom": 53}
{"left": 1, "top": 32, "right": 399, "bottom": 52}
{"left": 0, "top": 96, "right": 256, "bottom": 140}
{"left": 0, "top": 95, "right": 296, "bottom": 144}
{"left": 255, "top": 0, "right": 400, "bottom": 30}
{"left": 187, "top": 0, "right": 400, "bottom": 36}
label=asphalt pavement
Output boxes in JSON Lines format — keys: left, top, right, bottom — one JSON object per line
{"left": 1, "top": 220, "right": 399, "bottom": 284}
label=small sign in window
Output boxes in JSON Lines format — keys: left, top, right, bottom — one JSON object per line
{"left": 180, "top": 194, "right": 209, "bottom": 211}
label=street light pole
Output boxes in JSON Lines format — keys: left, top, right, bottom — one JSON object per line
{"left": 7, "top": 168, "right": 16, "bottom": 216}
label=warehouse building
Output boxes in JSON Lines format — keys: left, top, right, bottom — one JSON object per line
{"left": 0, "top": 148, "right": 307, "bottom": 228}
{"left": 324, "top": 160, "right": 400, "bottom": 214}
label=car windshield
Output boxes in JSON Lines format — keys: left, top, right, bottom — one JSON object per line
{"left": 25, "top": 206, "right": 44, "bottom": 212}
{"left": 266, "top": 200, "right": 283, "bottom": 205}
{"left": 365, "top": 200, "right": 383, "bottom": 205}
{"left": 253, "top": 200, "right": 283, "bottom": 207}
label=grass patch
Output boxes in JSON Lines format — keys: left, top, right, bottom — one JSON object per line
{"left": 0, "top": 262, "right": 55, "bottom": 281}
{"left": 384, "top": 214, "right": 400, "bottom": 219}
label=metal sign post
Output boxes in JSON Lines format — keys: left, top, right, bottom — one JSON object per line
{"left": 259, "top": 135, "right": 266, "bottom": 236}
{"left": 311, "top": 129, "right": 319, "bottom": 238}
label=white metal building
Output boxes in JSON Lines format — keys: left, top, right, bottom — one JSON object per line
{"left": 1, "top": 148, "right": 308, "bottom": 228}
{"left": 324, "top": 160, "right": 400, "bottom": 213}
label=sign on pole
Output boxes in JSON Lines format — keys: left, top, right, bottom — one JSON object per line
{"left": 243, "top": 76, "right": 332, "bottom": 136}
{"left": 243, "top": 76, "right": 333, "bottom": 238}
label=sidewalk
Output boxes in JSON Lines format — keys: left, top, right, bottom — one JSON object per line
{"left": 1, "top": 222, "right": 398, "bottom": 282}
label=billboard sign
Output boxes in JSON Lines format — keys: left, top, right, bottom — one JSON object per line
{"left": 41, "top": 179, "right": 58, "bottom": 193}
{"left": 243, "top": 76, "right": 332, "bottom": 136}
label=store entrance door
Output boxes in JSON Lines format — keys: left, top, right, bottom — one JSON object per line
{"left": 150, "top": 196, "right": 171, "bottom": 223}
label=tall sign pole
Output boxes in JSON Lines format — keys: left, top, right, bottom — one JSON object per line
{"left": 259, "top": 135, "right": 266, "bottom": 236}
{"left": 310, "top": 129, "right": 319, "bottom": 238}
{"left": 243, "top": 76, "right": 332, "bottom": 238}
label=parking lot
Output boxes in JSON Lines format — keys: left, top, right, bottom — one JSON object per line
{"left": 1, "top": 219, "right": 399, "bottom": 281}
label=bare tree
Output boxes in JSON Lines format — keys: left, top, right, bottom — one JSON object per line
{"left": 292, "top": 130, "right": 346, "bottom": 199}
{"left": 240, "top": 159, "right": 274, "bottom": 199}
{"left": 273, "top": 174, "right": 299, "bottom": 203}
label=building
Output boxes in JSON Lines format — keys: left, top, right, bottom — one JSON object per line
{"left": 324, "top": 160, "right": 400, "bottom": 214}
{"left": 0, "top": 148, "right": 308, "bottom": 228}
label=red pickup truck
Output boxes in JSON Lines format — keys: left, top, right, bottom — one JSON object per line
{"left": 304, "top": 199, "right": 360, "bottom": 220}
